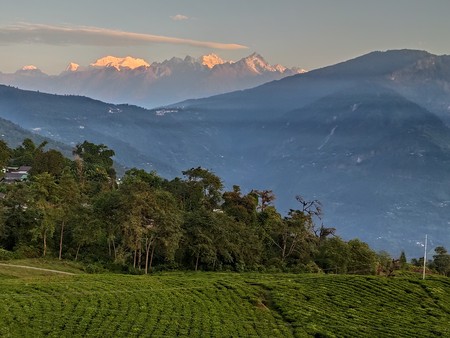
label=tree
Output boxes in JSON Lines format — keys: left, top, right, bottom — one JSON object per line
{"left": 11, "top": 138, "right": 47, "bottom": 166}
{"left": 73, "top": 141, "right": 116, "bottom": 193}
{"left": 182, "top": 209, "right": 251, "bottom": 271}
{"left": 71, "top": 206, "right": 103, "bottom": 261}
{"left": 257, "top": 206, "right": 284, "bottom": 263}
{"left": 92, "top": 190, "right": 124, "bottom": 260}
{"left": 347, "top": 239, "right": 377, "bottom": 275}
{"left": 30, "top": 173, "right": 61, "bottom": 256}
{"left": 122, "top": 168, "right": 165, "bottom": 189}
{"left": 431, "top": 246, "right": 450, "bottom": 276}
{"left": 144, "top": 190, "right": 182, "bottom": 272}
{"left": 316, "top": 236, "right": 350, "bottom": 274}
{"left": 222, "top": 185, "right": 257, "bottom": 224}
{"left": 0, "top": 183, "right": 37, "bottom": 251}
{"left": 56, "top": 171, "right": 81, "bottom": 259}
{"left": 258, "top": 204, "right": 317, "bottom": 266}
{"left": 182, "top": 209, "right": 217, "bottom": 271}
{"left": 182, "top": 167, "right": 223, "bottom": 210}
{"left": 376, "top": 251, "right": 392, "bottom": 275}
{"left": 0, "top": 139, "right": 11, "bottom": 169}
{"left": 252, "top": 189, "right": 276, "bottom": 212}
{"left": 399, "top": 250, "right": 407, "bottom": 269}
{"left": 119, "top": 176, "right": 182, "bottom": 273}
{"left": 31, "top": 149, "right": 68, "bottom": 177}
{"left": 280, "top": 209, "right": 316, "bottom": 263}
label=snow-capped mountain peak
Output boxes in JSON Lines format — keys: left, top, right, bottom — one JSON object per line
{"left": 65, "top": 63, "right": 80, "bottom": 72}
{"left": 200, "top": 54, "right": 227, "bottom": 69}
{"left": 90, "top": 56, "right": 150, "bottom": 70}
{"left": 273, "top": 64, "right": 287, "bottom": 73}
{"left": 242, "top": 53, "right": 276, "bottom": 74}
{"left": 15, "top": 65, "right": 46, "bottom": 76}
{"left": 21, "top": 65, "right": 39, "bottom": 71}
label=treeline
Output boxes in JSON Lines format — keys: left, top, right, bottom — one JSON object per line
{"left": 0, "top": 138, "right": 447, "bottom": 275}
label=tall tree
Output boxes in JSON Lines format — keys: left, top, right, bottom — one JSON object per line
{"left": 431, "top": 246, "right": 450, "bottom": 276}
{"left": 92, "top": 190, "right": 124, "bottom": 259}
{"left": 71, "top": 206, "right": 103, "bottom": 261}
{"left": 182, "top": 209, "right": 217, "bottom": 271}
{"left": 182, "top": 167, "right": 223, "bottom": 210}
{"left": 347, "top": 239, "right": 377, "bottom": 275}
{"left": 11, "top": 138, "right": 47, "bottom": 166}
{"left": 399, "top": 250, "right": 407, "bottom": 269}
{"left": 30, "top": 173, "right": 61, "bottom": 256}
{"left": 222, "top": 185, "right": 257, "bottom": 224}
{"left": 0, "top": 139, "right": 11, "bottom": 170}
{"left": 315, "top": 236, "right": 350, "bottom": 273}
{"left": 0, "top": 183, "right": 37, "bottom": 251}
{"left": 252, "top": 189, "right": 276, "bottom": 212}
{"left": 120, "top": 176, "right": 182, "bottom": 273}
{"left": 73, "top": 141, "right": 116, "bottom": 193}
{"left": 56, "top": 171, "right": 81, "bottom": 260}
{"left": 31, "top": 149, "right": 68, "bottom": 177}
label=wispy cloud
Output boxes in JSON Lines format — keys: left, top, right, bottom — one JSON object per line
{"left": 170, "top": 14, "right": 189, "bottom": 21}
{"left": 0, "top": 23, "right": 248, "bottom": 50}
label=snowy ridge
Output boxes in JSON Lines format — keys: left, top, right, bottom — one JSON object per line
{"left": 65, "top": 63, "right": 80, "bottom": 72}
{"left": 90, "top": 56, "right": 150, "bottom": 70}
{"left": 200, "top": 54, "right": 227, "bottom": 68}
{"left": 21, "top": 65, "right": 38, "bottom": 71}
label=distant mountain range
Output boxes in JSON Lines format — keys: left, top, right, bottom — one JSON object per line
{"left": 0, "top": 49, "right": 449, "bottom": 257}
{"left": 0, "top": 53, "right": 305, "bottom": 108}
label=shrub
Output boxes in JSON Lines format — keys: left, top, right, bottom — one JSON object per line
{"left": 83, "top": 263, "right": 107, "bottom": 274}
{"left": 0, "top": 248, "right": 15, "bottom": 261}
{"left": 14, "top": 245, "right": 41, "bottom": 258}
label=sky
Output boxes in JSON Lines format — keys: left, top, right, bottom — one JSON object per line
{"left": 1, "top": 0, "right": 450, "bottom": 74}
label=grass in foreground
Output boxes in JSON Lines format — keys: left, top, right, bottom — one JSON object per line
{"left": 0, "top": 266, "right": 448, "bottom": 337}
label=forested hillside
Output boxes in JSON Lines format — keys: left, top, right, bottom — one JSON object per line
{"left": 1, "top": 138, "right": 449, "bottom": 276}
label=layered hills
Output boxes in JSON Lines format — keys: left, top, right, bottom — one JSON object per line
{"left": 0, "top": 49, "right": 449, "bottom": 256}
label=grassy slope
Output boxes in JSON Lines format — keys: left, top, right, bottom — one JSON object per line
{"left": 0, "top": 259, "right": 86, "bottom": 278}
{"left": 0, "top": 267, "right": 448, "bottom": 337}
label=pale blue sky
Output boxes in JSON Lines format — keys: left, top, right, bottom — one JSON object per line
{"left": 0, "top": 0, "right": 449, "bottom": 74}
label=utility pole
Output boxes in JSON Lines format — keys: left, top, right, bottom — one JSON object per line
{"left": 422, "top": 234, "right": 427, "bottom": 280}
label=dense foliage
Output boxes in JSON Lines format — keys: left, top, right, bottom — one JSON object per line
{"left": 0, "top": 139, "right": 448, "bottom": 275}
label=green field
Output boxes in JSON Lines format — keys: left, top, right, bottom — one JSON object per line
{"left": 0, "top": 263, "right": 449, "bottom": 337}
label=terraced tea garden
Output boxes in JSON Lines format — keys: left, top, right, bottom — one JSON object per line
{"left": 0, "top": 264, "right": 449, "bottom": 337}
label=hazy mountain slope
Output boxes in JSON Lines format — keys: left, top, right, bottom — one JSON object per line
{"left": 169, "top": 83, "right": 450, "bottom": 253}
{"left": 0, "top": 85, "right": 176, "bottom": 174}
{"left": 168, "top": 50, "right": 450, "bottom": 254}
{"left": 0, "top": 113, "right": 73, "bottom": 154}
{"left": 268, "top": 84, "right": 450, "bottom": 250}
{"left": 1, "top": 50, "right": 450, "bottom": 256}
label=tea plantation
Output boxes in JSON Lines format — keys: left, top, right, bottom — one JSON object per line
{"left": 0, "top": 265, "right": 449, "bottom": 337}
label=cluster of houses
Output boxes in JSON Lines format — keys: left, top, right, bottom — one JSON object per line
{"left": 1, "top": 166, "right": 32, "bottom": 184}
